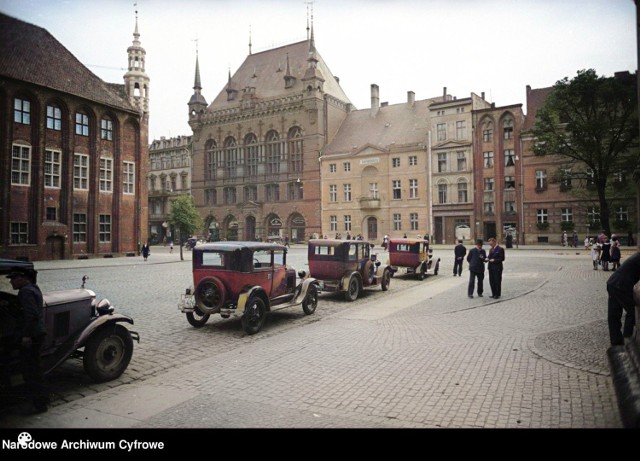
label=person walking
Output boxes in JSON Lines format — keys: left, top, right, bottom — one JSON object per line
{"left": 572, "top": 231, "right": 578, "bottom": 248}
{"left": 591, "top": 241, "right": 601, "bottom": 270}
{"left": 600, "top": 236, "right": 611, "bottom": 271}
{"left": 606, "top": 249, "right": 640, "bottom": 346}
{"left": 141, "top": 241, "right": 150, "bottom": 261}
{"left": 487, "top": 237, "right": 505, "bottom": 299}
{"left": 169, "top": 240, "right": 174, "bottom": 254}
{"left": 466, "top": 239, "right": 486, "bottom": 298}
{"left": 561, "top": 231, "right": 568, "bottom": 247}
{"left": 6, "top": 268, "right": 49, "bottom": 413}
{"left": 453, "top": 239, "right": 466, "bottom": 277}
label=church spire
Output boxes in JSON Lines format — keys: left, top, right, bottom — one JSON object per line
{"left": 188, "top": 46, "right": 208, "bottom": 117}
{"left": 124, "top": 8, "right": 150, "bottom": 114}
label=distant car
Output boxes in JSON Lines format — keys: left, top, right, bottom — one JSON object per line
{"left": 178, "top": 242, "right": 320, "bottom": 335}
{"left": 307, "top": 239, "right": 392, "bottom": 302}
{"left": 0, "top": 258, "right": 139, "bottom": 384}
{"left": 386, "top": 238, "right": 440, "bottom": 279}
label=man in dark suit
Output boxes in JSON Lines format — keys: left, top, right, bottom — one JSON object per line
{"left": 487, "top": 237, "right": 505, "bottom": 299}
{"left": 466, "top": 239, "right": 486, "bottom": 298}
{"left": 606, "top": 250, "right": 640, "bottom": 346}
{"left": 453, "top": 239, "right": 467, "bottom": 277}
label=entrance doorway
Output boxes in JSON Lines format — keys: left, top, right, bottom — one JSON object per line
{"left": 46, "top": 236, "right": 64, "bottom": 260}
{"left": 367, "top": 217, "right": 378, "bottom": 240}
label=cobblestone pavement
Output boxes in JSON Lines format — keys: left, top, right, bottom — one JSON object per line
{"left": 0, "top": 244, "right": 627, "bottom": 428}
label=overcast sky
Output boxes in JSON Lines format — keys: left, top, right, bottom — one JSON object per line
{"left": 1, "top": 0, "right": 636, "bottom": 142}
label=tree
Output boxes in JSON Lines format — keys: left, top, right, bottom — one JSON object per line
{"left": 168, "top": 194, "right": 203, "bottom": 261}
{"left": 532, "top": 69, "right": 639, "bottom": 235}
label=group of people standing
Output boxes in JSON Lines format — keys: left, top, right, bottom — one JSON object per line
{"left": 590, "top": 232, "right": 622, "bottom": 271}
{"left": 454, "top": 238, "right": 505, "bottom": 299}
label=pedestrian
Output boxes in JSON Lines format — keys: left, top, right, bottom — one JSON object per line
{"left": 561, "top": 231, "right": 568, "bottom": 247}
{"left": 505, "top": 232, "right": 513, "bottom": 249}
{"left": 600, "top": 236, "right": 611, "bottom": 271}
{"left": 284, "top": 236, "right": 290, "bottom": 248}
{"left": 628, "top": 229, "right": 634, "bottom": 247}
{"left": 403, "top": 233, "right": 407, "bottom": 238}
{"left": 382, "top": 234, "right": 389, "bottom": 250}
{"left": 453, "top": 239, "right": 466, "bottom": 277}
{"left": 610, "top": 238, "right": 621, "bottom": 271}
{"left": 169, "top": 240, "right": 174, "bottom": 253}
{"left": 584, "top": 236, "right": 591, "bottom": 250}
{"left": 606, "top": 249, "right": 640, "bottom": 346}
{"left": 466, "top": 239, "right": 487, "bottom": 298}
{"left": 142, "top": 241, "right": 150, "bottom": 261}
{"left": 487, "top": 237, "right": 505, "bottom": 299}
{"left": 572, "top": 231, "right": 578, "bottom": 248}
{"left": 591, "top": 241, "right": 601, "bottom": 270}
{"left": 6, "top": 268, "right": 49, "bottom": 413}
{"left": 597, "top": 230, "right": 607, "bottom": 244}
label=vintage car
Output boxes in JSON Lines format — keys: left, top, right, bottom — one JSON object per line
{"left": 387, "top": 238, "right": 440, "bottom": 279}
{"left": 307, "top": 239, "right": 392, "bottom": 302}
{"left": 178, "top": 242, "right": 320, "bottom": 335}
{"left": 0, "top": 258, "right": 139, "bottom": 384}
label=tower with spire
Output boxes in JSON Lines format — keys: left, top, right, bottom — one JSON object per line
{"left": 124, "top": 11, "right": 150, "bottom": 114}
{"left": 188, "top": 49, "right": 209, "bottom": 118}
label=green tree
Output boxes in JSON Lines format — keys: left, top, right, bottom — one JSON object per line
{"left": 168, "top": 194, "right": 203, "bottom": 261}
{"left": 532, "top": 69, "right": 638, "bottom": 235}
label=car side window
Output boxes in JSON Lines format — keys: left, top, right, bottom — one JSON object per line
{"left": 348, "top": 244, "right": 357, "bottom": 261}
{"left": 362, "top": 244, "right": 370, "bottom": 259}
{"left": 273, "top": 249, "right": 284, "bottom": 267}
{"left": 202, "top": 251, "right": 224, "bottom": 268}
{"left": 254, "top": 249, "right": 272, "bottom": 269}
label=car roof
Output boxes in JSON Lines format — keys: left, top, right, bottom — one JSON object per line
{"left": 388, "top": 238, "right": 429, "bottom": 244}
{"left": 195, "top": 241, "right": 286, "bottom": 252}
{"left": 0, "top": 258, "right": 35, "bottom": 274}
{"left": 309, "top": 239, "right": 373, "bottom": 246}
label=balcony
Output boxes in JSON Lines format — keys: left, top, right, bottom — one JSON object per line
{"left": 359, "top": 197, "right": 381, "bottom": 210}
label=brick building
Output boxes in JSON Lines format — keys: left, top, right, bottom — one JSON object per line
{"left": 0, "top": 13, "right": 149, "bottom": 260}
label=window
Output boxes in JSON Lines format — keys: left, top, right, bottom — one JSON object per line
{"left": 484, "top": 201, "right": 495, "bottom": 214}
{"left": 456, "top": 120, "right": 466, "bottom": 139}
{"left": 75, "top": 112, "right": 89, "bottom": 136}
{"left": 288, "top": 126, "right": 303, "bottom": 173}
{"left": 561, "top": 169, "right": 572, "bottom": 189}
{"left": 288, "top": 182, "right": 303, "bottom": 200}
{"left": 99, "top": 215, "right": 111, "bottom": 242}
{"left": 369, "top": 183, "right": 379, "bottom": 199}
{"left": 409, "top": 156, "right": 417, "bottom": 166}
{"left": 329, "top": 163, "right": 336, "bottom": 173}
{"left": 536, "top": 209, "right": 548, "bottom": 224}
{"left": 503, "top": 118, "right": 514, "bottom": 140}
{"left": 44, "top": 149, "right": 61, "bottom": 188}
{"left": 205, "top": 189, "right": 217, "bottom": 206}
{"left": 457, "top": 151, "right": 466, "bottom": 171}
{"left": 123, "top": 161, "right": 135, "bottom": 194}
{"left": 244, "top": 135, "right": 258, "bottom": 178}
{"left": 99, "top": 158, "right": 113, "bottom": 192}
{"left": 586, "top": 168, "right": 595, "bottom": 186}
{"left": 437, "top": 123, "right": 447, "bottom": 142}
{"left": 561, "top": 208, "right": 573, "bottom": 222}
{"left": 483, "top": 129, "right": 492, "bottom": 142}
{"left": 344, "top": 215, "right": 352, "bottom": 231}
{"left": 504, "top": 176, "right": 515, "bottom": 189}
{"left": 587, "top": 207, "right": 600, "bottom": 223}
{"left": 11, "top": 144, "right": 31, "bottom": 185}
{"left": 615, "top": 207, "right": 629, "bottom": 221}
{"left": 343, "top": 162, "right": 351, "bottom": 172}
{"left": 343, "top": 184, "right": 352, "bottom": 202}
{"left": 392, "top": 180, "right": 402, "bottom": 199}
{"left": 14, "top": 98, "right": 30, "bottom": 124}
{"left": 457, "top": 181, "right": 468, "bottom": 203}
{"left": 47, "top": 105, "right": 62, "bottom": 130}
{"left": 266, "top": 184, "right": 279, "bottom": 202}
{"left": 46, "top": 207, "right": 57, "bottom": 221}
{"left": 409, "top": 179, "right": 418, "bottom": 199}
{"left": 535, "top": 170, "right": 547, "bottom": 190}
{"left": 10, "top": 222, "right": 28, "bottom": 244}
{"left": 330, "top": 215, "right": 337, "bottom": 232}
{"left": 393, "top": 213, "right": 402, "bottom": 231}
{"left": 329, "top": 185, "right": 337, "bottom": 202}
{"left": 505, "top": 201, "right": 516, "bottom": 213}
{"left": 244, "top": 185, "right": 257, "bottom": 202}
{"left": 265, "top": 131, "right": 281, "bottom": 174}
{"left": 224, "top": 137, "right": 238, "bottom": 178}
{"left": 73, "top": 214, "right": 87, "bottom": 243}
{"left": 410, "top": 213, "right": 419, "bottom": 231}
{"left": 438, "top": 183, "right": 447, "bottom": 204}
{"left": 224, "top": 187, "right": 236, "bottom": 204}
{"left": 392, "top": 158, "right": 400, "bottom": 168}
{"left": 74, "top": 154, "right": 89, "bottom": 190}
{"left": 504, "top": 149, "right": 515, "bottom": 167}
{"left": 484, "top": 178, "right": 494, "bottom": 191}
{"left": 438, "top": 153, "right": 447, "bottom": 173}
{"left": 483, "top": 151, "right": 494, "bottom": 168}
{"left": 101, "top": 118, "right": 113, "bottom": 140}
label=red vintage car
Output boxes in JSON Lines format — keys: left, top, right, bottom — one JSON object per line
{"left": 387, "top": 238, "right": 440, "bottom": 279}
{"left": 307, "top": 239, "right": 392, "bottom": 301}
{"left": 178, "top": 242, "right": 319, "bottom": 335}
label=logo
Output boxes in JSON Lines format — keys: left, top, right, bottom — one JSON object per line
{"left": 17, "top": 432, "right": 32, "bottom": 449}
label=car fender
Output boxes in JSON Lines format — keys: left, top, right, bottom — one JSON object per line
{"left": 374, "top": 263, "right": 390, "bottom": 277}
{"left": 295, "top": 277, "right": 319, "bottom": 303}
{"left": 75, "top": 314, "right": 135, "bottom": 349}
{"left": 237, "top": 286, "right": 269, "bottom": 316}
{"left": 340, "top": 271, "right": 361, "bottom": 291}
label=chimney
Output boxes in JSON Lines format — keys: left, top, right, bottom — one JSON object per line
{"left": 334, "top": 76, "right": 340, "bottom": 84}
{"left": 371, "top": 83, "right": 380, "bottom": 117}
{"left": 481, "top": 91, "right": 485, "bottom": 100}
{"left": 407, "top": 90, "right": 415, "bottom": 105}
{"left": 443, "top": 86, "right": 447, "bottom": 98}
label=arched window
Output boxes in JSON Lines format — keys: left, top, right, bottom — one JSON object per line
{"left": 503, "top": 117, "right": 514, "bottom": 140}
{"left": 265, "top": 130, "right": 281, "bottom": 175}
{"left": 288, "top": 126, "right": 303, "bottom": 173}
{"left": 205, "top": 139, "right": 217, "bottom": 180}
{"left": 244, "top": 133, "right": 260, "bottom": 177}
{"left": 224, "top": 136, "right": 238, "bottom": 178}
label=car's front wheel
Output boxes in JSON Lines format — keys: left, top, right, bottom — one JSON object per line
{"left": 186, "top": 306, "right": 210, "bottom": 328}
{"left": 302, "top": 284, "right": 318, "bottom": 315}
{"left": 83, "top": 324, "right": 134, "bottom": 383}
{"left": 381, "top": 268, "right": 391, "bottom": 291}
{"left": 344, "top": 275, "right": 360, "bottom": 302}
{"left": 241, "top": 296, "right": 266, "bottom": 335}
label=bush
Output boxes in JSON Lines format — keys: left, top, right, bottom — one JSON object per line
{"left": 536, "top": 222, "right": 550, "bottom": 231}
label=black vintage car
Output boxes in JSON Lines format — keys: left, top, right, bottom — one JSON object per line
{"left": 0, "top": 259, "right": 139, "bottom": 384}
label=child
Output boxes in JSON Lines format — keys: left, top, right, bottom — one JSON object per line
{"left": 591, "top": 242, "right": 601, "bottom": 270}
{"left": 610, "top": 238, "right": 621, "bottom": 271}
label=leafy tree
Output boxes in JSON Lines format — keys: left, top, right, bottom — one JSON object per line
{"left": 532, "top": 69, "right": 638, "bottom": 234}
{"left": 168, "top": 194, "right": 203, "bottom": 260}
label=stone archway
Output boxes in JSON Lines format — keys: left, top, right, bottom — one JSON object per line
{"left": 245, "top": 215, "right": 256, "bottom": 241}
{"left": 223, "top": 214, "right": 239, "bottom": 241}
{"left": 265, "top": 213, "right": 283, "bottom": 242}
{"left": 288, "top": 213, "right": 306, "bottom": 243}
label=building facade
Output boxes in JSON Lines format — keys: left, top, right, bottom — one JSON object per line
{"left": 188, "top": 32, "right": 352, "bottom": 242}
{"left": 148, "top": 135, "right": 193, "bottom": 244}
{"left": 0, "top": 13, "right": 149, "bottom": 261}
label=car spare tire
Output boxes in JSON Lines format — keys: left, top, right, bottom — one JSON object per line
{"left": 195, "top": 276, "right": 226, "bottom": 314}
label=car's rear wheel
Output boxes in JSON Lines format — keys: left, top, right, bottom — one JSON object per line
{"left": 241, "top": 296, "right": 266, "bottom": 335}
{"left": 434, "top": 260, "right": 440, "bottom": 276}
{"left": 419, "top": 264, "right": 426, "bottom": 280}
{"left": 363, "top": 260, "right": 375, "bottom": 286}
{"left": 381, "top": 268, "right": 391, "bottom": 291}
{"left": 344, "top": 275, "right": 360, "bottom": 302}
{"left": 195, "top": 276, "right": 226, "bottom": 314}
{"left": 302, "top": 284, "right": 318, "bottom": 315}
{"left": 83, "top": 324, "right": 133, "bottom": 383}
{"left": 186, "top": 306, "right": 210, "bottom": 328}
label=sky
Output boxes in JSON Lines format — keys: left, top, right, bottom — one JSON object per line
{"left": 0, "top": 0, "right": 636, "bottom": 142}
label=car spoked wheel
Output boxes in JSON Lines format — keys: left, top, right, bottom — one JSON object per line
{"left": 186, "top": 306, "right": 210, "bottom": 328}
{"left": 83, "top": 324, "right": 133, "bottom": 383}
{"left": 302, "top": 284, "right": 318, "bottom": 315}
{"left": 344, "top": 275, "right": 360, "bottom": 302}
{"left": 381, "top": 268, "right": 391, "bottom": 291}
{"left": 196, "top": 277, "right": 226, "bottom": 314}
{"left": 241, "top": 296, "right": 266, "bottom": 335}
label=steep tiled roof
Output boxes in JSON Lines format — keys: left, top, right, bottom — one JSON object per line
{"left": 209, "top": 40, "right": 351, "bottom": 108}
{"left": 0, "top": 13, "right": 136, "bottom": 113}
{"left": 323, "top": 99, "right": 437, "bottom": 155}
{"left": 523, "top": 86, "right": 553, "bottom": 132}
